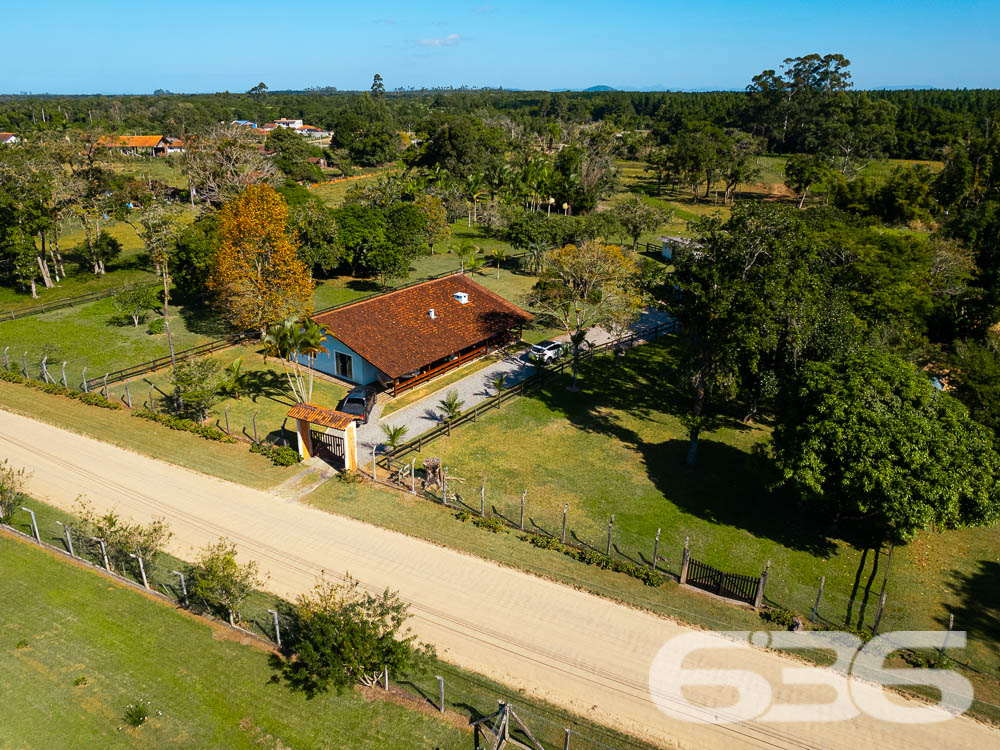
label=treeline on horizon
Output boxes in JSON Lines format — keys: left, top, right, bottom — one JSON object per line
{"left": 2, "top": 84, "right": 999, "bottom": 161}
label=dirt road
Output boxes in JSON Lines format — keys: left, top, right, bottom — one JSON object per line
{"left": 1, "top": 408, "right": 996, "bottom": 749}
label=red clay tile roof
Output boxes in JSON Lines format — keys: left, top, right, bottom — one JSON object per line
{"left": 313, "top": 274, "right": 532, "bottom": 379}
{"left": 286, "top": 403, "right": 356, "bottom": 430}
{"left": 96, "top": 135, "right": 165, "bottom": 148}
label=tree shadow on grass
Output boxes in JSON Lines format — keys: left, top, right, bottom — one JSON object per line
{"left": 346, "top": 279, "right": 380, "bottom": 293}
{"left": 528, "top": 339, "right": 836, "bottom": 557}
{"left": 944, "top": 560, "right": 1000, "bottom": 669}
{"left": 176, "top": 302, "right": 233, "bottom": 337}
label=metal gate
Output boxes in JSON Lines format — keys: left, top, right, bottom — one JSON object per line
{"left": 310, "top": 429, "right": 345, "bottom": 467}
{"left": 685, "top": 558, "right": 760, "bottom": 605}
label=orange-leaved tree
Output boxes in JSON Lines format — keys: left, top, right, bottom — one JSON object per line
{"left": 209, "top": 184, "right": 314, "bottom": 337}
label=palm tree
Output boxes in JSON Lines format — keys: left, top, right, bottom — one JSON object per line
{"left": 381, "top": 423, "right": 409, "bottom": 451}
{"left": 218, "top": 357, "right": 252, "bottom": 400}
{"left": 297, "top": 318, "right": 329, "bottom": 401}
{"left": 438, "top": 389, "right": 465, "bottom": 422}
{"left": 454, "top": 242, "right": 482, "bottom": 275}
{"left": 262, "top": 316, "right": 307, "bottom": 403}
{"left": 489, "top": 371, "right": 508, "bottom": 395}
{"left": 490, "top": 247, "right": 507, "bottom": 279}
{"left": 464, "top": 172, "right": 485, "bottom": 226}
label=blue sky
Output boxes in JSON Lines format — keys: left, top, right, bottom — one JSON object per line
{"left": 2, "top": 1, "right": 998, "bottom": 94}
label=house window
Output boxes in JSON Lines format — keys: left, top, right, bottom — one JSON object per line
{"left": 335, "top": 352, "right": 353, "bottom": 380}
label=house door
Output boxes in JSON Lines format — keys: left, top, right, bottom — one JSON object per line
{"left": 310, "top": 429, "right": 345, "bottom": 467}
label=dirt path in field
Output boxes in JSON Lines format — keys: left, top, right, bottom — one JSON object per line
{"left": 2, "top": 408, "right": 997, "bottom": 750}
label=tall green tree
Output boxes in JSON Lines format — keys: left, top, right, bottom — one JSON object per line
{"left": 771, "top": 347, "right": 1000, "bottom": 545}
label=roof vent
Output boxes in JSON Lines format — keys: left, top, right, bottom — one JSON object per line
{"left": 428, "top": 308, "right": 436, "bottom": 319}
{"left": 453, "top": 292, "right": 469, "bottom": 305}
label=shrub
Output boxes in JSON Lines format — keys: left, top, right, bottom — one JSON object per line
{"left": 146, "top": 318, "right": 165, "bottom": 335}
{"left": 73, "top": 676, "right": 88, "bottom": 687}
{"left": 249, "top": 442, "right": 301, "bottom": 466}
{"left": 15, "top": 639, "right": 28, "bottom": 649}
{"left": 760, "top": 606, "right": 798, "bottom": 628}
{"left": 131, "top": 410, "right": 235, "bottom": 442}
{"left": 456, "top": 510, "right": 508, "bottom": 534}
{"left": 123, "top": 699, "right": 151, "bottom": 727}
{"left": 527, "top": 535, "right": 665, "bottom": 587}
{"left": 337, "top": 469, "right": 363, "bottom": 484}
{"left": 73, "top": 391, "right": 121, "bottom": 409}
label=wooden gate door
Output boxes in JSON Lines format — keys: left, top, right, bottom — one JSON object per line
{"left": 310, "top": 429, "right": 345, "bottom": 468}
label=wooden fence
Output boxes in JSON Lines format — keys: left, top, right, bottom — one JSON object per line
{"left": 1, "top": 280, "right": 161, "bottom": 322}
{"left": 377, "top": 318, "right": 678, "bottom": 469}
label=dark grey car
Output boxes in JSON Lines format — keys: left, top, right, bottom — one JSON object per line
{"left": 337, "top": 386, "right": 377, "bottom": 425}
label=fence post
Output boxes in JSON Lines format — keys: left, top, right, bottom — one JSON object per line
{"left": 61, "top": 362, "right": 67, "bottom": 388}
{"left": 56, "top": 521, "right": 74, "bottom": 556}
{"left": 383, "top": 666, "right": 389, "bottom": 691}
{"left": 435, "top": 675, "right": 445, "bottom": 712}
{"left": 606, "top": 514, "right": 614, "bottom": 556}
{"left": 124, "top": 382, "right": 132, "bottom": 409}
{"left": 20, "top": 506, "right": 40, "bottom": 543}
{"left": 130, "top": 554, "right": 149, "bottom": 589}
{"left": 372, "top": 445, "right": 377, "bottom": 481}
{"left": 872, "top": 593, "right": 888, "bottom": 635}
{"left": 519, "top": 489, "right": 526, "bottom": 530}
{"left": 41, "top": 356, "right": 50, "bottom": 383}
{"left": 473, "top": 405, "right": 478, "bottom": 422}
{"left": 268, "top": 609, "right": 281, "bottom": 648}
{"left": 252, "top": 412, "right": 258, "bottom": 443}
{"left": 82, "top": 534, "right": 109, "bottom": 570}
{"left": 561, "top": 503, "right": 568, "bottom": 544}
{"left": 2, "top": 346, "right": 8, "bottom": 369}
{"left": 81, "top": 367, "right": 88, "bottom": 392}
{"left": 102, "top": 373, "right": 109, "bottom": 400}
{"left": 652, "top": 528, "right": 661, "bottom": 571}
{"left": 442, "top": 467, "right": 448, "bottom": 507}
{"left": 224, "top": 405, "right": 230, "bottom": 435}
{"left": 411, "top": 458, "right": 416, "bottom": 495}
{"left": 564, "top": 728, "right": 571, "bottom": 750}
{"left": 679, "top": 537, "right": 691, "bottom": 584}
{"left": 480, "top": 477, "right": 486, "bottom": 516}
{"left": 22, "top": 351, "right": 28, "bottom": 378}
{"left": 172, "top": 570, "right": 188, "bottom": 601}
{"left": 754, "top": 560, "right": 770, "bottom": 609}
{"left": 810, "top": 576, "right": 826, "bottom": 623}
{"left": 938, "top": 613, "right": 955, "bottom": 661}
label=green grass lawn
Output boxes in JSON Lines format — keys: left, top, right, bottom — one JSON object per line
{"left": 0, "top": 294, "right": 226, "bottom": 389}
{"left": 0, "top": 208, "right": 198, "bottom": 314}
{"left": 1, "top": 501, "right": 655, "bottom": 750}
{"left": 374, "top": 339, "right": 1000, "bottom": 682}
{"left": 0, "top": 535, "right": 468, "bottom": 750}
{"left": 106, "top": 155, "right": 190, "bottom": 188}
{"left": 137, "top": 344, "right": 350, "bottom": 442}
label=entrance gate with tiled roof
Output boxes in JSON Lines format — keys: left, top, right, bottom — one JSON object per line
{"left": 309, "top": 429, "right": 345, "bottom": 467}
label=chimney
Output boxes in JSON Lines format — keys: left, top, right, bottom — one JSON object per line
{"left": 428, "top": 308, "right": 436, "bottom": 319}
{"left": 453, "top": 291, "right": 469, "bottom": 304}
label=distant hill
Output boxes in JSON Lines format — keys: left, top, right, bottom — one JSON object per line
{"left": 583, "top": 85, "right": 616, "bottom": 92}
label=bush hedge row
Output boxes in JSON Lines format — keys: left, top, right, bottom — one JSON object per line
{"left": 132, "top": 409, "right": 236, "bottom": 443}
{"left": 0, "top": 369, "right": 122, "bottom": 409}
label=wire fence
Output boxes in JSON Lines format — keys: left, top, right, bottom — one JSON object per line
{"left": 0, "top": 280, "right": 162, "bottom": 321}
{"left": 1, "top": 505, "right": 656, "bottom": 750}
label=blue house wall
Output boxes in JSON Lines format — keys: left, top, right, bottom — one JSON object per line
{"left": 298, "top": 334, "right": 381, "bottom": 386}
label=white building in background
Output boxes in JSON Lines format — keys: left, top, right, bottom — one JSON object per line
{"left": 0, "top": 133, "right": 19, "bottom": 145}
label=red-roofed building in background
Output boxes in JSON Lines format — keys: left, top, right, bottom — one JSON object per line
{"left": 96, "top": 135, "right": 170, "bottom": 156}
{"left": 0, "top": 133, "right": 19, "bottom": 145}
{"left": 305, "top": 274, "right": 531, "bottom": 396}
